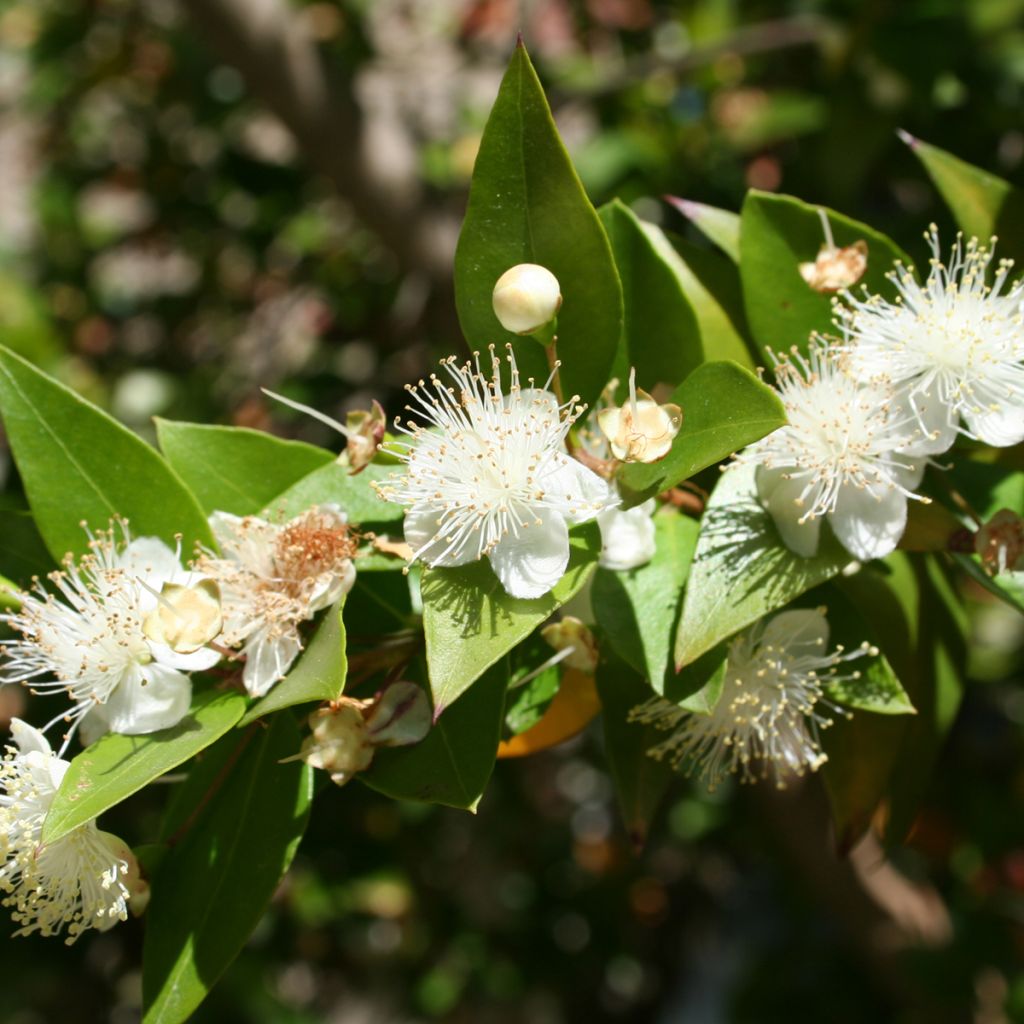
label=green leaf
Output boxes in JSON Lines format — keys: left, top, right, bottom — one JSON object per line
{"left": 952, "top": 553, "right": 1024, "bottom": 616}
{"left": 505, "top": 669, "right": 561, "bottom": 735}
{"left": 598, "top": 199, "right": 702, "bottom": 389}
{"left": 156, "top": 420, "right": 334, "bottom": 515}
{"left": 0, "top": 347, "right": 213, "bottom": 560}
{"left": 262, "top": 460, "right": 404, "bottom": 529}
{"left": 595, "top": 653, "right": 674, "bottom": 849}
{"left": 0, "top": 507, "right": 55, "bottom": 583}
{"left": 142, "top": 714, "right": 313, "bottom": 1024}
{"left": 422, "top": 523, "right": 600, "bottom": 714}
{"left": 947, "top": 457, "right": 1024, "bottom": 521}
{"left": 675, "top": 461, "right": 849, "bottom": 668}
{"left": 361, "top": 661, "right": 507, "bottom": 810}
{"left": 903, "top": 132, "right": 1024, "bottom": 255}
{"left": 239, "top": 599, "right": 348, "bottom": 726}
{"left": 739, "top": 191, "right": 910, "bottom": 362}
{"left": 592, "top": 512, "right": 699, "bottom": 691}
{"left": 667, "top": 197, "right": 740, "bottom": 262}
{"left": 453, "top": 42, "right": 622, "bottom": 408}
{"left": 41, "top": 690, "right": 246, "bottom": 846}
{"left": 618, "top": 361, "right": 785, "bottom": 508}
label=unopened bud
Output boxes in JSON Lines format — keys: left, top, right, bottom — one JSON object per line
{"left": 799, "top": 209, "right": 867, "bottom": 292}
{"left": 142, "top": 580, "right": 222, "bottom": 654}
{"left": 975, "top": 508, "right": 1024, "bottom": 575}
{"left": 492, "top": 263, "right": 562, "bottom": 335}
{"left": 541, "top": 616, "right": 599, "bottom": 673}
{"left": 596, "top": 368, "right": 681, "bottom": 463}
{"left": 364, "top": 680, "right": 431, "bottom": 746}
{"left": 344, "top": 400, "right": 387, "bottom": 474}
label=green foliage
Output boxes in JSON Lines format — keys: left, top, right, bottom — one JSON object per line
{"left": 598, "top": 199, "right": 702, "bottom": 388}
{"left": 142, "top": 715, "right": 313, "bottom": 1024}
{"left": 454, "top": 43, "right": 622, "bottom": 408}
{"left": 239, "top": 599, "right": 348, "bottom": 726}
{"left": 593, "top": 512, "right": 699, "bottom": 692}
{"left": 0, "top": 347, "right": 212, "bottom": 560}
{"left": 618, "top": 360, "right": 785, "bottom": 507}
{"left": 675, "top": 461, "right": 849, "bottom": 668}
{"left": 669, "top": 198, "right": 741, "bottom": 262}
{"left": 361, "top": 661, "right": 507, "bottom": 810}
{"left": 41, "top": 690, "right": 246, "bottom": 845}
{"left": 739, "top": 191, "right": 909, "bottom": 361}
{"left": 156, "top": 420, "right": 334, "bottom": 516}
{"left": 421, "top": 523, "right": 600, "bottom": 714}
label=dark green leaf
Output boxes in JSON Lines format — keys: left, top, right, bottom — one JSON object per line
{"left": 156, "top": 420, "right": 334, "bottom": 515}
{"left": 668, "top": 197, "right": 740, "bottom": 262}
{"left": 675, "top": 462, "right": 848, "bottom": 668}
{"left": 739, "top": 191, "right": 910, "bottom": 362}
{"left": 142, "top": 715, "right": 313, "bottom": 1024}
{"left": 0, "top": 347, "right": 213, "bottom": 560}
{"left": 0, "top": 507, "right": 55, "bottom": 583}
{"left": 239, "top": 599, "right": 348, "bottom": 726}
{"left": 453, "top": 43, "right": 622, "bottom": 408}
{"left": 361, "top": 661, "right": 507, "bottom": 811}
{"left": 593, "top": 512, "right": 699, "bottom": 691}
{"left": 422, "top": 523, "right": 600, "bottom": 714}
{"left": 504, "top": 668, "right": 561, "bottom": 735}
{"left": 598, "top": 199, "right": 702, "bottom": 389}
{"left": 42, "top": 690, "right": 246, "bottom": 846}
{"left": 618, "top": 361, "right": 785, "bottom": 508}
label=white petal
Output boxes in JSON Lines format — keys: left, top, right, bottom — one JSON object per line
{"left": 900, "top": 386, "right": 958, "bottom": 456}
{"left": 403, "top": 506, "right": 483, "bottom": 567}
{"left": 10, "top": 717, "right": 52, "bottom": 757}
{"left": 536, "top": 452, "right": 613, "bottom": 525}
{"left": 100, "top": 664, "right": 192, "bottom": 736}
{"left": 488, "top": 508, "right": 570, "bottom": 599}
{"left": 306, "top": 561, "right": 357, "bottom": 614}
{"left": 242, "top": 628, "right": 302, "bottom": 697}
{"left": 761, "top": 608, "right": 829, "bottom": 651}
{"left": 756, "top": 465, "right": 822, "bottom": 558}
{"left": 598, "top": 501, "right": 656, "bottom": 571}
{"left": 118, "top": 536, "right": 186, "bottom": 588}
{"left": 150, "top": 640, "right": 222, "bottom": 672}
{"left": 79, "top": 708, "right": 110, "bottom": 747}
{"left": 891, "top": 456, "right": 926, "bottom": 492}
{"left": 828, "top": 481, "right": 907, "bottom": 561}
{"left": 963, "top": 401, "right": 1024, "bottom": 448}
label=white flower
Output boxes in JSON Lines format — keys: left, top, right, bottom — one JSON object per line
{"left": 375, "top": 346, "right": 614, "bottom": 600}
{"left": 598, "top": 499, "right": 657, "bottom": 570}
{"left": 630, "top": 609, "right": 870, "bottom": 790}
{"left": 1, "top": 525, "right": 219, "bottom": 750}
{"left": 0, "top": 718, "right": 145, "bottom": 943}
{"left": 742, "top": 342, "right": 926, "bottom": 562}
{"left": 838, "top": 228, "right": 1024, "bottom": 454}
{"left": 492, "top": 263, "right": 562, "bottom": 335}
{"left": 200, "top": 505, "right": 357, "bottom": 697}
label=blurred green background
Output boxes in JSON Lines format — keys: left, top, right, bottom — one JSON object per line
{"left": 3, "top": 0, "right": 1024, "bottom": 1021}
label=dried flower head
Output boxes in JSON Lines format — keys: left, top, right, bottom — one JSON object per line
{"left": 799, "top": 208, "right": 868, "bottom": 293}
{"left": 596, "top": 368, "right": 682, "bottom": 464}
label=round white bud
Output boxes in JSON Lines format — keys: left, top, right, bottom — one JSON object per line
{"left": 492, "top": 263, "right": 562, "bottom": 335}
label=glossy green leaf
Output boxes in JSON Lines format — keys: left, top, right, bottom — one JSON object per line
{"left": 618, "top": 360, "right": 785, "bottom": 508}
{"left": 739, "top": 191, "right": 910, "bottom": 361}
{"left": 0, "top": 507, "right": 55, "bottom": 583}
{"left": 595, "top": 653, "right": 674, "bottom": 849}
{"left": 143, "top": 714, "right": 313, "bottom": 1024}
{"left": 41, "top": 690, "right": 246, "bottom": 846}
{"left": 948, "top": 457, "right": 1024, "bottom": 521}
{"left": 667, "top": 196, "right": 740, "bottom": 262}
{"left": 593, "top": 512, "right": 699, "bottom": 692}
{"left": 422, "top": 523, "right": 601, "bottom": 714}
{"left": 156, "top": 420, "right": 334, "bottom": 515}
{"left": 598, "top": 199, "right": 702, "bottom": 388}
{"left": 239, "top": 599, "right": 348, "bottom": 726}
{"left": 0, "top": 347, "right": 213, "bottom": 560}
{"left": 453, "top": 43, "right": 622, "bottom": 408}
{"left": 361, "top": 661, "right": 507, "bottom": 810}
{"left": 903, "top": 131, "right": 1024, "bottom": 255}
{"left": 505, "top": 634, "right": 561, "bottom": 734}
{"left": 263, "top": 459, "right": 404, "bottom": 528}
{"left": 674, "top": 461, "right": 849, "bottom": 669}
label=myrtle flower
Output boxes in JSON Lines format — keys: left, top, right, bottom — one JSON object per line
{"left": 199, "top": 505, "right": 357, "bottom": 697}
{"left": 0, "top": 718, "right": 146, "bottom": 942}
{"left": 1, "top": 525, "right": 219, "bottom": 749}
{"left": 838, "top": 228, "right": 1024, "bottom": 454}
{"left": 742, "top": 341, "right": 926, "bottom": 561}
{"left": 630, "top": 609, "right": 871, "bottom": 790}
{"left": 596, "top": 368, "right": 682, "bottom": 464}
{"left": 374, "top": 346, "right": 614, "bottom": 600}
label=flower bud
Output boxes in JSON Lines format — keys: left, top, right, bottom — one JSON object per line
{"left": 975, "top": 508, "right": 1024, "bottom": 575}
{"left": 299, "top": 701, "right": 374, "bottom": 786}
{"left": 344, "top": 399, "right": 387, "bottom": 474}
{"left": 596, "top": 368, "right": 681, "bottom": 463}
{"left": 541, "top": 616, "right": 599, "bottom": 673}
{"left": 492, "top": 263, "right": 562, "bottom": 335}
{"left": 364, "top": 680, "right": 431, "bottom": 746}
{"left": 142, "top": 580, "right": 222, "bottom": 654}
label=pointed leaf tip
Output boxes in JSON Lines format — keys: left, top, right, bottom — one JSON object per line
{"left": 664, "top": 195, "right": 697, "bottom": 219}
{"left": 896, "top": 128, "right": 918, "bottom": 148}
{"left": 515, "top": 31, "right": 525, "bottom": 48}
